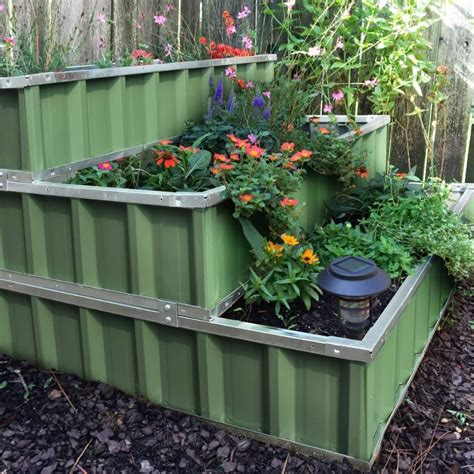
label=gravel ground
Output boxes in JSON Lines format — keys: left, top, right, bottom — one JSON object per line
{"left": 0, "top": 285, "right": 472, "bottom": 473}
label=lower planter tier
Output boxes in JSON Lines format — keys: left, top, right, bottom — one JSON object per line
{"left": 0, "top": 256, "right": 454, "bottom": 467}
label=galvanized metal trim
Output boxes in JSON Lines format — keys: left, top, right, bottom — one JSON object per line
{"left": 4, "top": 178, "right": 229, "bottom": 209}
{"left": 306, "top": 115, "right": 391, "bottom": 139}
{"left": 0, "top": 169, "right": 6, "bottom": 190}
{"left": 0, "top": 55, "right": 277, "bottom": 89}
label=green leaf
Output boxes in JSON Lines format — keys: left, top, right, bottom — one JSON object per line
{"left": 184, "top": 150, "right": 211, "bottom": 179}
{"left": 239, "top": 219, "right": 265, "bottom": 260}
{"left": 191, "top": 132, "right": 212, "bottom": 149}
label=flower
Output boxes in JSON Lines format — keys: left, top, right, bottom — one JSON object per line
{"left": 132, "top": 49, "right": 153, "bottom": 62}
{"left": 281, "top": 234, "right": 299, "bottom": 246}
{"left": 319, "top": 127, "right": 331, "bottom": 135}
{"left": 164, "top": 43, "right": 173, "bottom": 57}
{"left": 220, "top": 163, "right": 235, "bottom": 171}
{"left": 99, "top": 37, "right": 106, "bottom": 49}
{"left": 0, "top": 4, "right": 4, "bottom": 12}
{"left": 225, "top": 66, "right": 237, "bottom": 79}
{"left": 262, "top": 106, "right": 271, "bottom": 120}
{"left": 230, "top": 153, "right": 239, "bottom": 162}
{"left": 237, "top": 6, "right": 252, "bottom": 19}
{"left": 395, "top": 172, "right": 407, "bottom": 178}
{"left": 281, "top": 142, "right": 295, "bottom": 152}
{"left": 98, "top": 162, "right": 112, "bottom": 171}
{"left": 246, "top": 81, "right": 254, "bottom": 89}
{"left": 154, "top": 14, "right": 167, "bottom": 25}
{"left": 252, "top": 95, "right": 265, "bottom": 109}
{"left": 237, "top": 79, "right": 247, "bottom": 89}
{"left": 226, "top": 90, "right": 236, "bottom": 113}
{"left": 262, "top": 91, "right": 271, "bottom": 99}
{"left": 199, "top": 36, "right": 208, "bottom": 45}
{"left": 97, "top": 12, "right": 107, "bottom": 23}
{"left": 301, "top": 249, "right": 319, "bottom": 265}
{"left": 222, "top": 10, "right": 231, "bottom": 18}
{"left": 165, "top": 2, "right": 173, "bottom": 12}
{"left": 242, "top": 35, "right": 253, "bottom": 50}
{"left": 155, "top": 151, "right": 179, "bottom": 168}
{"left": 332, "top": 90, "right": 344, "bottom": 102}
{"left": 364, "top": 78, "right": 379, "bottom": 89}
{"left": 214, "top": 77, "right": 224, "bottom": 105}
{"left": 323, "top": 104, "right": 333, "bottom": 113}
{"left": 239, "top": 193, "right": 254, "bottom": 203}
{"left": 280, "top": 197, "right": 299, "bottom": 207}
{"left": 2, "top": 35, "right": 15, "bottom": 46}
{"left": 335, "top": 37, "right": 344, "bottom": 50}
{"left": 247, "top": 133, "right": 258, "bottom": 144}
{"left": 308, "top": 45, "right": 323, "bottom": 57}
{"left": 213, "top": 153, "right": 230, "bottom": 163}
{"left": 436, "top": 64, "right": 449, "bottom": 75}
{"left": 245, "top": 145, "right": 264, "bottom": 159}
{"left": 180, "top": 145, "right": 199, "bottom": 152}
{"left": 227, "top": 134, "right": 249, "bottom": 149}
{"left": 355, "top": 167, "right": 368, "bottom": 178}
{"left": 284, "top": 0, "right": 296, "bottom": 13}
{"left": 266, "top": 241, "right": 283, "bottom": 257}
{"left": 159, "top": 139, "right": 173, "bottom": 145}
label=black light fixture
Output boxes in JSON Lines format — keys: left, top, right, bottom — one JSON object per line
{"left": 317, "top": 256, "right": 391, "bottom": 338}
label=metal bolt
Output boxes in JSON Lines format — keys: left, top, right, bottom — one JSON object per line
{"left": 165, "top": 316, "right": 172, "bottom": 323}
{"left": 164, "top": 304, "right": 171, "bottom": 311}
{"left": 0, "top": 172, "right": 3, "bottom": 177}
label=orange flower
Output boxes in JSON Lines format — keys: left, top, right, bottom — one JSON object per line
{"left": 245, "top": 145, "right": 264, "bottom": 159}
{"left": 301, "top": 249, "right": 319, "bottom": 265}
{"left": 222, "top": 10, "right": 231, "bottom": 18}
{"left": 300, "top": 149, "right": 313, "bottom": 158}
{"left": 180, "top": 145, "right": 199, "bottom": 152}
{"left": 355, "top": 167, "right": 368, "bottom": 178}
{"left": 237, "top": 79, "right": 246, "bottom": 89}
{"left": 319, "top": 127, "right": 331, "bottom": 135}
{"left": 266, "top": 241, "right": 283, "bottom": 257}
{"left": 280, "top": 197, "right": 299, "bottom": 207}
{"left": 290, "top": 151, "right": 303, "bottom": 162}
{"left": 159, "top": 139, "right": 173, "bottom": 145}
{"left": 281, "top": 234, "right": 299, "bottom": 246}
{"left": 220, "top": 163, "right": 235, "bottom": 171}
{"left": 239, "top": 194, "right": 254, "bottom": 203}
{"left": 268, "top": 154, "right": 279, "bottom": 161}
{"left": 230, "top": 153, "right": 240, "bottom": 162}
{"left": 210, "top": 167, "right": 220, "bottom": 175}
{"left": 283, "top": 162, "right": 297, "bottom": 170}
{"left": 214, "top": 153, "right": 230, "bottom": 162}
{"left": 281, "top": 142, "right": 295, "bottom": 152}
{"left": 227, "top": 134, "right": 249, "bottom": 149}
{"left": 395, "top": 172, "right": 407, "bottom": 178}
{"left": 199, "top": 36, "right": 208, "bottom": 45}
{"left": 155, "top": 151, "right": 179, "bottom": 168}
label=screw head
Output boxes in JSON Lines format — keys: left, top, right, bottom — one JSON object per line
{"left": 165, "top": 316, "right": 172, "bottom": 323}
{"left": 164, "top": 304, "right": 171, "bottom": 311}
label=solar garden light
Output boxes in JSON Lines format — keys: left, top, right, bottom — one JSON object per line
{"left": 317, "top": 256, "right": 391, "bottom": 338}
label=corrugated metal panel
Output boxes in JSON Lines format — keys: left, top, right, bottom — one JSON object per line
{"left": 2, "top": 194, "right": 248, "bottom": 309}
{"left": 0, "top": 59, "right": 275, "bottom": 173}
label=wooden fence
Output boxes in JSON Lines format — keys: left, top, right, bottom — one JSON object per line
{"left": 1, "top": 0, "right": 472, "bottom": 181}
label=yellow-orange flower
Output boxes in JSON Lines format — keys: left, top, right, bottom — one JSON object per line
{"left": 280, "top": 233, "right": 299, "bottom": 246}
{"left": 301, "top": 248, "right": 319, "bottom": 265}
{"left": 319, "top": 127, "right": 331, "bottom": 135}
{"left": 266, "top": 241, "right": 283, "bottom": 256}
{"left": 245, "top": 145, "right": 264, "bottom": 159}
{"left": 239, "top": 193, "right": 254, "bottom": 203}
{"left": 214, "top": 153, "right": 229, "bottom": 163}
{"left": 281, "top": 142, "right": 295, "bottom": 152}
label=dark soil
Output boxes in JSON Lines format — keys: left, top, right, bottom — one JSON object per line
{"left": 0, "top": 285, "right": 472, "bottom": 473}
{"left": 224, "top": 285, "right": 399, "bottom": 339}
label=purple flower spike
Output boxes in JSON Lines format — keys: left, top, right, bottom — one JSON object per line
{"left": 252, "top": 94, "right": 265, "bottom": 109}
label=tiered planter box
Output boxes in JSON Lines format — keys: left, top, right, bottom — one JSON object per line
{"left": 0, "top": 188, "right": 472, "bottom": 470}
{"left": 0, "top": 55, "right": 276, "bottom": 175}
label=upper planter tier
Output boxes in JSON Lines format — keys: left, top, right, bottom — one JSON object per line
{"left": 0, "top": 55, "right": 276, "bottom": 175}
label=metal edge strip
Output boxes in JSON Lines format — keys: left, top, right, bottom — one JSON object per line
{"left": 305, "top": 115, "right": 390, "bottom": 139}
{"left": 0, "top": 55, "right": 277, "bottom": 89}
{"left": 4, "top": 176, "right": 228, "bottom": 209}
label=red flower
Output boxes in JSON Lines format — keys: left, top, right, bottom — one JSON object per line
{"left": 199, "top": 36, "right": 208, "bottom": 45}
{"left": 281, "top": 142, "right": 295, "bottom": 152}
{"left": 155, "top": 151, "right": 179, "bottom": 168}
{"left": 222, "top": 10, "right": 231, "bottom": 18}
{"left": 280, "top": 197, "right": 299, "bottom": 207}
{"left": 213, "top": 153, "right": 230, "bottom": 163}
{"left": 220, "top": 163, "right": 235, "bottom": 171}
{"left": 98, "top": 162, "right": 112, "bottom": 171}
{"left": 237, "top": 79, "right": 247, "bottom": 89}
{"left": 355, "top": 167, "right": 368, "bottom": 178}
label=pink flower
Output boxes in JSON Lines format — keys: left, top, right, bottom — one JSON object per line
{"left": 98, "top": 162, "right": 112, "bottom": 171}
{"left": 242, "top": 35, "right": 253, "bottom": 50}
{"left": 262, "top": 91, "right": 271, "bottom": 99}
{"left": 136, "top": 23, "right": 142, "bottom": 30}
{"left": 246, "top": 81, "right": 254, "bottom": 89}
{"left": 364, "top": 78, "right": 379, "bottom": 89}
{"left": 335, "top": 37, "right": 344, "bottom": 50}
{"left": 99, "top": 37, "right": 106, "bottom": 49}
{"left": 226, "top": 24, "right": 236, "bottom": 36}
{"left": 97, "top": 12, "right": 107, "bottom": 23}
{"left": 154, "top": 14, "right": 167, "bottom": 25}
{"left": 2, "top": 36, "right": 15, "bottom": 46}
{"left": 323, "top": 104, "right": 333, "bottom": 113}
{"left": 308, "top": 45, "right": 323, "bottom": 57}
{"left": 0, "top": 4, "right": 5, "bottom": 12}
{"left": 165, "top": 2, "right": 173, "bottom": 12}
{"left": 332, "top": 90, "right": 344, "bottom": 102}
{"left": 237, "top": 6, "right": 251, "bottom": 19}
{"left": 165, "top": 43, "right": 173, "bottom": 57}
{"left": 225, "top": 66, "right": 236, "bottom": 79}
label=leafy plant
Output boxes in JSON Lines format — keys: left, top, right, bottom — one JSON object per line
{"left": 69, "top": 161, "right": 128, "bottom": 188}
{"left": 245, "top": 232, "right": 322, "bottom": 323}
{"left": 311, "top": 221, "right": 415, "bottom": 281}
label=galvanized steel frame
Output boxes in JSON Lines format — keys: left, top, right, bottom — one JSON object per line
{"left": 306, "top": 115, "right": 391, "bottom": 139}
{"left": 0, "top": 55, "right": 277, "bottom": 90}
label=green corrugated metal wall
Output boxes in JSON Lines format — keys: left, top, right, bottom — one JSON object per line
{"left": 0, "top": 257, "right": 453, "bottom": 462}
{"left": 0, "top": 61, "right": 274, "bottom": 172}
{"left": 0, "top": 194, "right": 248, "bottom": 309}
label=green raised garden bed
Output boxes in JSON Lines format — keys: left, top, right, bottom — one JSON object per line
{"left": 0, "top": 188, "right": 471, "bottom": 470}
{"left": 0, "top": 55, "right": 276, "bottom": 176}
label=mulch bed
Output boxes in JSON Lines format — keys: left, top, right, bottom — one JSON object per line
{"left": 224, "top": 285, "right": 399, "bottom": 338}
{"left": 0, "top": 285, "right": 472, "bottom": 473}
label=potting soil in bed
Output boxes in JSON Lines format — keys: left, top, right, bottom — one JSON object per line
{"left": 223, "top": 284, "right": 399, "bottom": 338}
